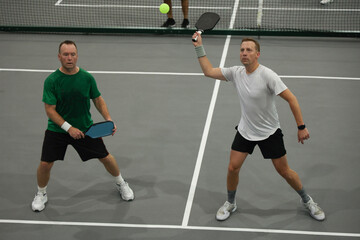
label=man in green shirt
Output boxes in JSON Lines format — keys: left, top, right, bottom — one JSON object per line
{"left": 32, "top": 40, "right": 134, "bottom": 212}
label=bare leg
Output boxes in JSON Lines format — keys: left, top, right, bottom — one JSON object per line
{"left": 215, "top": 150, "right": 247, "bottom": 220}
{"left": 99, "top": 154, "right": 120, "bottom": 177}
{"left": 100, "top": 154, "right": 134, "bottom": 201}
{"left": 227, "top": 150, "right": 248, "bottom": 191}
{"left": 164, "top": 0, "right": 173, "bottom": 19}
{"left": 37, "top": 161, "right": 54, "bottom": 188}
{"left": 272, "top": 155, "right": 303, "bottom": 191}
{"left": 181, "top": 0, "right": 189, "bottom": 19}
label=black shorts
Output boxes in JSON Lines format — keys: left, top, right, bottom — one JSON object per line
{"left": 231, "top": 128, "right": 286, "bottom": 159}
{"left": 41, "top": 130, "right": 109, "bottom": 162}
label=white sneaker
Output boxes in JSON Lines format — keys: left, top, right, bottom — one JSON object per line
{"left": 31, "top": 192, "right": 48, "bottom": 212}
{"left": 116, "top": 181, "right": 134, "bottom": 201}
{"left": 320, "top": 0, "right": 333, "bottom": 5}
{"left": 301, "top": 196, "right": 325, "bottom": 221}
{"left": 216, "top": 201, "right": 237, "bottom": 221}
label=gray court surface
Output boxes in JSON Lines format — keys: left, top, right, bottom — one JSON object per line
{"left": 0, "top": 32, "right": 360, "bottom": 240}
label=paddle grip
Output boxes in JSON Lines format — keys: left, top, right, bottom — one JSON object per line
{"left": 192, "top": 30, "right": 203, "bottom": 42}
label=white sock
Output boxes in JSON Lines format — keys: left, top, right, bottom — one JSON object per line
{"left": 115, "top": 174, "right": 125, "bottom": 185}
{"left": 37, "top": 186, "right": 47, "bottom": 194}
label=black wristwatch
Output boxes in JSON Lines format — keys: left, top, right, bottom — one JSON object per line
{"left": 298, "top": 124, "right": 306, "bottom": 130}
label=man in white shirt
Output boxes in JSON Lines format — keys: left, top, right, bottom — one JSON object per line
{"left": 192, "top": 33, "right": 325, "bottom": 221}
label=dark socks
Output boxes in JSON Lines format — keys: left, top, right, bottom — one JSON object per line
{"left": 227, "top": 190, "right": 236, "bottom": 204}
{"left": 297, "top": 187, "right": 311, "bottom": 203}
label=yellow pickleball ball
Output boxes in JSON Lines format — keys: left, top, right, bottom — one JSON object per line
{"left": 159, "top": 3, "right": 170, "bottom": 14}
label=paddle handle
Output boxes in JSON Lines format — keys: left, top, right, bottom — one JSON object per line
{"left": 192, "top": 30, "right": 203, "bottom": 42}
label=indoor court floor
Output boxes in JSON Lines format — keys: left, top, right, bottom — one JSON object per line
{"left": 0, "top": 32, "right": 359, "bottom": 239}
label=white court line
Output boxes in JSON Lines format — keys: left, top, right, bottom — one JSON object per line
{"left": 181, "top": 0, "right": 240, "bottom": 227}
{"left": 0, "top": 68, "right": 359, "bottom": 81}
{"left": 257, "top": 0, "right": 264, "bottom": 27}
{"left": 281, "top": 75, "right": 360, "bottom": 81}
{"left": 55, "top": 3, "right": 231, "bottom": 10}
{"left": 238, "top": 7, "right": 360, "bottom": 12}
{"left": 0, "top": 68, "right": 201, "bottom": 75}
{"left": 0, "top": 219, "right": 359, "bottom": 238}
{"left": 54, "top": 2, "right": 359, "bottom": 11}
{"left": 55, "top": 0, "right": 63, "bottom": 6}
{"left": 179, "top": 41, "right": 229, "bottom": 226}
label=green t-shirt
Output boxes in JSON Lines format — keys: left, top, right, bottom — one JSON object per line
{"left": 42, "top": 68, "right": 101, "bottom": 133}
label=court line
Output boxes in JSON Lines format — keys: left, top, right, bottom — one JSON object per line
{"left": 55, "top": 3, "right": 231, "bottom": 10}
{"left": 0, "top": 68, "right": 359, "bottom": 81}
{"left": 55, "top": 0, "right": 63, "bottom": 5}
{"left": 257, "top": 0, "right": 264, "bottom": 27}
{"left": 0, "top": 68, "right": 203, "bottom": 76}
{"left": 0, "top": 219, "right": 359, "bottom": 238}
{"left": 238, "top": 7, "right": 360, "bottom": 12}
{"left": 54, "top": 2, "right": 359, "bottom": 11}
{"left": 281, "top": 75, "right": 360, "bottom": 81}
{"left": 180, "top": 36, "right": 230, "bottom": 226}
{"left": 1, "top": 64, "right": 359, "bottom": 237}
{"left": 181, "top": 0, "right": 240, "bottom": 227}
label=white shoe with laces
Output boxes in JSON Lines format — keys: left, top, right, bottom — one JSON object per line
{"left": 116, "top": 181, "right": 134, "bottom": 201}
{"left": 31, "top": 192, "right": 48, "bottom": 212}
{"left": 216, "top": 201, "right": 237, "bottom": 221}
{"left": 320, "top": 0, "right": 333, "bottom": 5}
{"left": 301, "top": 196, "right": 325, "bottom": 221}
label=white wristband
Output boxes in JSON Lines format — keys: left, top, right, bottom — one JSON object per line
{"left": 61, "top": 121, "right": 72, "bottom": 132}
{"left": 195, "top": 45, "right": 206, "bottom": 58}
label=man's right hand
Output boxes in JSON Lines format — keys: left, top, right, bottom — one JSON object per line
{"left": 68, "top": 127, "right": 85, "bottom": 139}
{"left": 192, "top": 32, "right": 203, "bottom": 47}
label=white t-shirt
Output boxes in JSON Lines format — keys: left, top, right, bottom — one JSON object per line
{"left": 221, "top": 65, "right": 287, "bottom": 141}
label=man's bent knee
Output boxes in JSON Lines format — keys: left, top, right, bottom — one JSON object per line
{"left": 38, "top": 161, "right": 54, "bottom": 171}
{"left": 228, "top": 164, "right": 241, "bottom": 175}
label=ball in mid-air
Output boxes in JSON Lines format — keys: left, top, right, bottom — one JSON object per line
{"left": 159, "top": 3, "right": 170, "bottom": 14}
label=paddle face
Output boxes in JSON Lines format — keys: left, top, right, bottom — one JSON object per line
{"left": 85, "top": 121, "right": 114, "bottom": 138}
{"left": 192, "top": 12, "right": 220, "bottom": 42}
{"left": 195, "top": 12, "right": 220, "bottom": 32}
